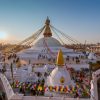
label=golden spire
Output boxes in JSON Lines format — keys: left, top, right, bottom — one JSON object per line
{"left": 43, "top": 17, "right": 52, "bottom": 37}
{"left": 56, "top": 49, "right": 64, "bottom": 66}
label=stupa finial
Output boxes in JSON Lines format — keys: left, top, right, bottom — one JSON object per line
{"left": 56, "top": 49, "right": 64, "bottom": 66}
{"left": 43, "top": 17, "right": 52, "bottom": 37}
{"left": 45, "top": 16, "right": 50, "bottom": 25}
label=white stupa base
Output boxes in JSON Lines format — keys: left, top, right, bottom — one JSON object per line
{"left": 45, "top": 91, "right": 73, "bottom": 97}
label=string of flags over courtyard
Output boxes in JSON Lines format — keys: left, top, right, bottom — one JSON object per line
{"left": 3, "top": 17, "right": 83, "bottom": 54}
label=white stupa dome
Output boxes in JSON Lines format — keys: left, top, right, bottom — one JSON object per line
{"left": 88, "top": 52, "right": 97, "bottom": 60}
{"left": 45, "top": 49, "right": 74, "bottom": 87}
{"left": 46, "top": 67, "right": 72, "bottom": 86}
{"left": 17, "top": 18, "right": 85, "bottom": 65}
{"left": 33, "top": 37, "right": 62, "bottom": 47}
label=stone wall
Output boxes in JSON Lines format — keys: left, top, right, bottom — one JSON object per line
{"left": 0, "top": 73, "right": 14, "bottom": 100}
{"left": 91, "top": 69, "right": 100, "bottom": 100}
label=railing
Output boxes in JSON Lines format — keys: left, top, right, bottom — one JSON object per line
{"left": 23, "top": 96, "right": 90, "bottom": 100}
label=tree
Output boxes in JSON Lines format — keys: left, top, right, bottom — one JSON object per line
{"left": 2, "top": 63, "right": 6, "bottom": 73}
{"left": 10, "top": 63, "right": 14, "bottom": 83}
{"left": 89, "top": 61, "right": 100, "bottom": 71}
{"left": 88, "top": 62, "right": 92, "bottom": 81}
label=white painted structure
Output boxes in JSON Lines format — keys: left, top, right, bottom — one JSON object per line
{"left": 46, "top": 67, "right": 73, "bottom": 86}
{"left": 17, "top": 37, "right": 85, "bottom": 64}
{"left": 88, "top": 52, "right": 97, "bottom": 60}
{"left": 0, "top": 73, "right": 14, "bottom": 100}
{"left": 91, "top": 69, "right": 100, "bottom": 100}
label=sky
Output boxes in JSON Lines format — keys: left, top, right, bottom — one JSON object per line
{"left": 0, "top": 0, "right": 100, "bottom": 44}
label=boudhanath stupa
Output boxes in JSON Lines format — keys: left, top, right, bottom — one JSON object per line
{"left": 17, "top": 17, "right": 85, "bottom": 65}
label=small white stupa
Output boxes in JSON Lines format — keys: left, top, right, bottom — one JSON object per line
{"left": 45, "top": 49, "right": 74, "bottom": 96}
{"left": 88, "top": 52, "right": 97, "bottom": 60}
